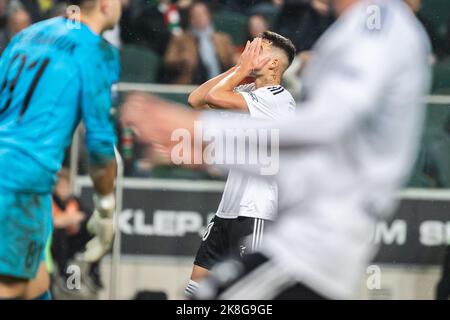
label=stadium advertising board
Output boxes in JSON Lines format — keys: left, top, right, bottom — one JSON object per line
{"left": 78, "top": 178, "right": 450, "bottom": 266}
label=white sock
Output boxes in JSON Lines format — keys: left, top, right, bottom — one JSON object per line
{"left": 185, "top": 279, "right": 199, "bottom": 298}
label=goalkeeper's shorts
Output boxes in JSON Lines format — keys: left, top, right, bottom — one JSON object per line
{"left": 0, "top": 191, "right": 52, "bottom": 279}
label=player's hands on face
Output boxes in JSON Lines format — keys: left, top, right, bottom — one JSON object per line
{"left": 236, "top": 40, "right": 251, "bottom": 68}
{"left": 237, "top": 37, "right": 271, "bottom": 76}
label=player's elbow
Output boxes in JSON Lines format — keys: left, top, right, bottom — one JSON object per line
{"left": 86, "top": 138, "right": 116, "bottom": 167}
{"left": 88, "top": 151, "right": 116, "bottom": 168}
{"left": 188, "top": 92, "right": 201, "bottom": 109}
{"left": 204, "top": 92, "right": 221, "bottom": 108}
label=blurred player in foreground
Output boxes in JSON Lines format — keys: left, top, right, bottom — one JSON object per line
{"left": 185, "top": 33, "right": 296, "bottom": 297}
{"left": 122, "top": 0, "right": 431, "bottom": 299}
{"left": 0, "top": 0, "right": 121, "bottom": 299}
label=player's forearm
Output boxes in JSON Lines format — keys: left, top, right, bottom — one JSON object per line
{"left": 211, "top": 67, "right": 247, "bottom": 96}
{"left": 205, "top": 68, "right": 248, "bottom": 108}
{"left": 89, "top": 159, "right": 117, "bottom": 195}
{"left": 188, "top": 67, "right": 237, "bottom": 109}
{"left": 164, "top": 40, "right": 185, "bottom": 69}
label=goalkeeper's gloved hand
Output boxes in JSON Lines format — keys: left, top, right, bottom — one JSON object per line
{"left": 82, "top": 193, "right": 116, "bottom": 263}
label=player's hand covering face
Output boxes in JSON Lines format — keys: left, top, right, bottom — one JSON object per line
{"left": 237, "top": 37, "right": 271, "bottom": 77}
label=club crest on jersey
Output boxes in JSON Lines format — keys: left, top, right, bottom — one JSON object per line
{"left": 202, "top": 221, "right": 214, "bottom": 241}
{"left": 239, "top": 245, "right": 247, "bottom": 258}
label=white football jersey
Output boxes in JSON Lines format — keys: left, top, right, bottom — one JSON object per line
{"left": 215, "top": 84, "right": 296, "bottom": 221}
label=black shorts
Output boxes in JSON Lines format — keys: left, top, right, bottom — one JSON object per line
{"left": 195, "top": 253, "right": 328, "bottom": 300}
{"left": 194, "top": 215, "right": 268, "bottom": 270}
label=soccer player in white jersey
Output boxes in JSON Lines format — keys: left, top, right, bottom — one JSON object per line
{"left": 122, "top": 0, "right": 431, "bottom": 299}
{"left": 185, "top": 32, "right": 297, "bottom": 297}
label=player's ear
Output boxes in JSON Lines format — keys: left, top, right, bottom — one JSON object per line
{"left": 268, "top": 58, "right": 279, "bottom": 70}
{"left": 98, "top": 0, "right": 108, "bottom": 14}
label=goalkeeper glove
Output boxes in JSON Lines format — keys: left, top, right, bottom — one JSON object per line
{"left": 82, "top": 193, "right": 116, "bottom": 262}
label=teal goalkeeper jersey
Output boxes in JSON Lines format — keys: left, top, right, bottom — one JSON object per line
{"left": 0, "top": 17, "right": 119, "bottom": 193}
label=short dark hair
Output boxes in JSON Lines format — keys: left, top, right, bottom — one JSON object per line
{"left": 260, "top": 31, "right": 296, "bottom": 68}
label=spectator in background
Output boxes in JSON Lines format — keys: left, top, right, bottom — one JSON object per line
{"left": 120, "top": 0, "right": 190, "bottom": 54}
{"left": 118, "top": 0, "right": 137, "bottom": 45}
{"left": 444, "top": 19, "right": 450, "bottom": 59}
{"left": 0, "top": 6, "right": 30, "bottom": 53}
{"left": 52, "top": 169, "right": 86, "bottom": 241}
{"left": 130, "top": 0, "right": 175, "bottom": 55}
{"left": 0, "top": 0, "right": 8, "bottom": 29}
{"left": 14, "top": 0, "right": 63, "bottom": 22}
{"left": 234, "top": 14, "right": 269, "bottom": 80}
{"left": 274, "top": 0, "right": 333, "bottom": 97}
{"left": 46, "top": 1, "right": 68, "bottom": 18}
{"left": 164, "top": 1, "right": 235, "bottom": 84}
{"left": 248, "top": 0, "right": 284, "bottom": 26}
{"left": 443, "top": 28, "right": 450, "bottom": 60}
{"left": 160, "top": 0, "right": 183, "bottom": 35}
{"left": 275, "top": 0, "right": 333, "bottom": 53}
{"left": 206, "top": 0, "right": 248, "bottom": 13}
{"left": 176, "top": 0, "right": 193, "bottom": 30}
{"left": 215, "top": 0, "right": 283, "bottom": 15}
{"left": 404, "top": 0, "right": 444, "bottom": 61}
{"left": 236, "top": 14, "right": 269, "bottom": 54}
{"left": 51, "top": 169, "right": 104, "bottom": 297}
{"left": 11, "top": 0, "right": 40, "bottom": 22}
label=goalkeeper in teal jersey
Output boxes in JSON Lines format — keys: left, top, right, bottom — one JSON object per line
{"left": 0, "top": 0, "right": 122, "bottom": 299}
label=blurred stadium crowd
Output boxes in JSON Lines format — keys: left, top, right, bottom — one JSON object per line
{"left": 2, "top": 1, "right": 450, "bottom": 79}
{"left": 0, "top": 0, "right": 449, "bottom": 186}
